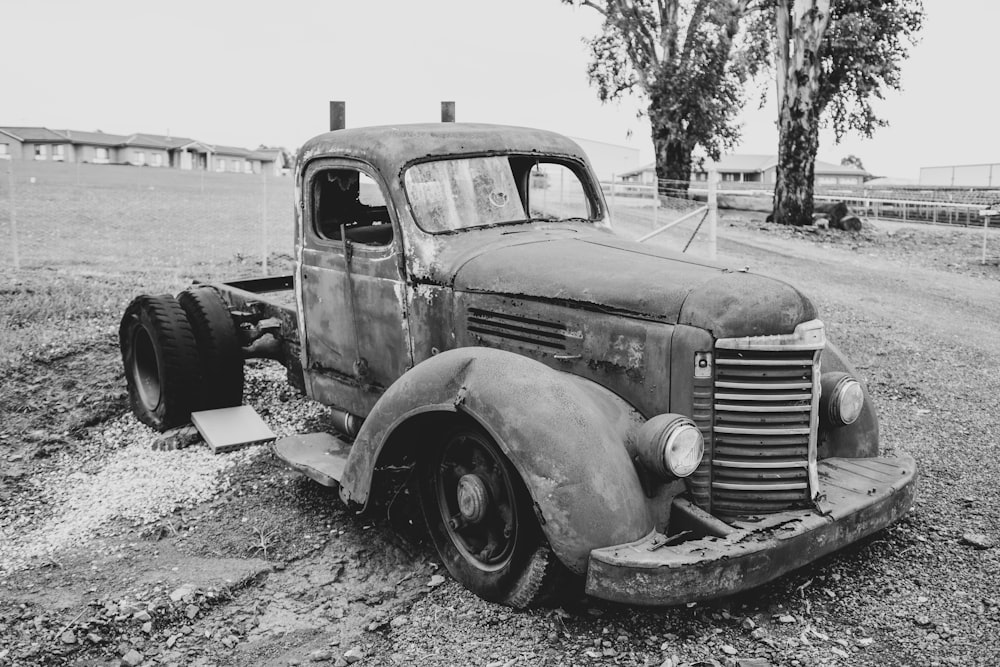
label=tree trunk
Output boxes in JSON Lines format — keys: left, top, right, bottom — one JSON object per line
{"left": 773, "top": 0, "right": 831, "bottom": 226}
{"left": 650, "top": 117, "right": 693, "bottom": 195}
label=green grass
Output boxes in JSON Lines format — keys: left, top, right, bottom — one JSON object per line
{"left": 0, "top": 161, "right": 296, "bottom": 365}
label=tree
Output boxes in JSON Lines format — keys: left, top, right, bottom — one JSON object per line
{"left": 772, "top": 0, "right": 832, "bottom": 226}
{"left": 773, "top": 0, "right": 923, "bottom": 225}
{"left": 840, "top": 154, "right": 864, "bottom": 171}
{"left": 565, "top": 1, "right": 769, "bottom": 186}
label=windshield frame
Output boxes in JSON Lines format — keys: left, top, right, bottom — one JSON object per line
{"left": 400, "top": 151, "right": 606, "bottom": 235}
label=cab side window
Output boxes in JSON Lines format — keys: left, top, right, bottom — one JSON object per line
{"left": 313, "top": 168, "right": 393, "bottom": 245}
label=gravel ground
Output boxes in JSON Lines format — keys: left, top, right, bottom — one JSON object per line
{"left": 1, "top": 214, "right": 999, "bottom": 666}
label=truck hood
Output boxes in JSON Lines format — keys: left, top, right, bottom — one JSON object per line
{"left": 451, "top": 234, "right": 816, "bottom": 339}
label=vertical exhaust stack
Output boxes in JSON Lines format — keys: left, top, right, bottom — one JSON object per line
{"left": 441, "top": 101, "right": 456, "bottom": 123}
{"left": 330, "top": 101, "right": 346, "bottom": 131}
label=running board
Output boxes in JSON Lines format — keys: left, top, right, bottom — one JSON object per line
{"left": 273, "top": 432, "right": 352, "bottom": 487}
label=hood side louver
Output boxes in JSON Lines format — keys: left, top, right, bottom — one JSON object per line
{"left": 467, "top": 308, "right": 567, "bottom": 350}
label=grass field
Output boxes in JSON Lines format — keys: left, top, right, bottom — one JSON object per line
{"left": 0, "top": 161, "right": 295, "bottom": 364}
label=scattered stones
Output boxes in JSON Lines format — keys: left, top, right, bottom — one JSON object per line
{"left": 152, "top": 425, "right": 203, "bottom": 452}
{"left": 427, "top": 575, "right": 445, "bottom": 588}
{"left": 962, "top": 532, "right": 996, "bottom": 549}
{"left": 777, "top": 615, "right": 796, "bottom": 624}
{"left": 344, "top": 646, "right": 364, "bottom": 663}
{"left": 721, "top": 644, "right": 737, "bottom": 655}
{"left": 307, "top": 648, "right": 334, "bottom": 662}
{"left": 185, "top": 605, "right": 200, "bottom": 620}
{"left": 121, "top": 649, "right": 144, "bottom": 667}
{"left": 60, "top": 630, "right": 76, "bottom": 644}
{"left": 913, "top": 615, "right": 932, "bottom": 627}
{"left": 741, "top": 617, "right": 756, "bottom": 631}
{"left": 389, "top": 615, "right": 408, "bottom": 628}
{"left": 170, "top": 584, "right": 196, "bottom": 602}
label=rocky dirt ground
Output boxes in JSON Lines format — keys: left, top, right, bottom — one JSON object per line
{"left": 1, "top": 212, "right": 998, "bottom": 666}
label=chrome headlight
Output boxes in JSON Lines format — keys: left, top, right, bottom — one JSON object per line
{"left": 821, "top": 372, "right": 865, "bottom": 426}
{"left": 635, "top": 414, "right": 705, "bottom": 479}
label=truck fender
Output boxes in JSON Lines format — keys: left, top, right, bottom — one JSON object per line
{"left": 819, "top": 341, "right": 880, "bottom": 459}
{"left": 338, "top": 347, "right": 654, "bottom": 574}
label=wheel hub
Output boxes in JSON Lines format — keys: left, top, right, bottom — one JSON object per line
{"left": 456, "top": 474, "right": 489, "bottom": 524}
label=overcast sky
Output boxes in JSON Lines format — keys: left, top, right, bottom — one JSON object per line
{"left": 2, "top": 0, "right": 994, "bottom": 178}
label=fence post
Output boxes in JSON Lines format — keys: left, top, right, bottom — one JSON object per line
{"left": 707, "top": 168, "right": 718, "bottom": 260}
{"left": 652, "top": 181, "right": 658, "bottom": 229}
{"left": 3, "top": 156, "right": 18, "bottom": 272}
{"left": 260, "top": 168, "right": 269, "bottom": 274}
{"left": 609, "top": 173, "right": 616, "bottom": 219}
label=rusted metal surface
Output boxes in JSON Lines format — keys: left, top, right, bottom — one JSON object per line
{"left": 338, "top": 347, "right": 652, "bottom": 574}
{"left": 240, "top": 122, "right": 917, "bottom": 604}
{"left": 585, "top": 455, "right": 917, "bottom": 605}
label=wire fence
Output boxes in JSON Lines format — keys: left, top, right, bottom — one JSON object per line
{"left": 681, "top": 179, "right": 1000, "bottom": 228}
{"left": 601, "top": 178, "right": 716, "bottom": 258}
{"left": 1, "top": 159, "right": 293, "bottom": 289}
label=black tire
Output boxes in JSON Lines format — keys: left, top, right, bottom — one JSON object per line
{"left": 119, "top": 294, "right": 202, "bottom": 432}
{"left": 417, "top": 419, "right": 564, "bottom": 608}
{"left": 177, "top": 285, "right": 244, "bottom": 410}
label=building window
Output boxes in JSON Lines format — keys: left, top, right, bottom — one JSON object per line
{"left": 95, "top": 147, "right": 109, "bottom": 164}
{"left": 53, "top": 145, "right": 65, "bottom": 161}
{"left": 244, "top": 162, "right": 252, "bottom": 174}
{"left": 34, "top": 145, "right": 48, "bottom": 160}
{"left": 0, "top": 144, "right": 8, "bottom": 157}
{"left": 231, "top": 159, "right": 239, "bottom": 172}
{"left": 152, "top": 153, "right": 163, "bottom": 167}
{"left": 132, "top": 151, "right": 146, "bottom": 166}
{"left": 216, "top": 157, "right": 225, "bottom": 172}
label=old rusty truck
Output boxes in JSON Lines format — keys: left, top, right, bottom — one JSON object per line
{"left": 119, "top": 122, "right": 917, "bottom": 608}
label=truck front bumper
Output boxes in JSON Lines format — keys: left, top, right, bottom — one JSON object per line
{"left": 585, "top": 455, "right": 917, "bottom": 606}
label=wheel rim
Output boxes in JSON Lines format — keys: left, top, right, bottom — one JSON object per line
{"left": 434, "top": 431, "right": 518, "bottom": 572}
{"left": 131, "top": 326, "right": 161, "bottom": 411}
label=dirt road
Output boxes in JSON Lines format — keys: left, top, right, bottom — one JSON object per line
{"left": 2, "top": 215, "right": 998, "bottom": 666}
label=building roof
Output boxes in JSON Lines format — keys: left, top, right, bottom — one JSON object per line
{"left": 248, "top": 148, "right": 285, "bottom": 161}
{"left": 124, "top": 133, "right": 198, "bottom": 149}
{"left": 0, "top": 126, "right": 68, "bottom": 142}
{"left": 59, "top": 129, "right": 129, "bottom": 146}
{"left": 212, "top": 145, "right": 250, "bottom": 157}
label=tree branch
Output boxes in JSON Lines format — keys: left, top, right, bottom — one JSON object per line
{"left": 580, "top": 0, "right": 607, "bottom": 15}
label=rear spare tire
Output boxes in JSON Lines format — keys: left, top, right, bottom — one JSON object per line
{"left": 178, "top": 285, "right": 244, "bottom": 410}
{"left": 119, "top": 294, "right": 202, "bottom": 431}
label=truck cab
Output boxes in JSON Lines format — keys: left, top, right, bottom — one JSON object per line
{"left": 120, "top": 123, "right": 917, "bottom": 608}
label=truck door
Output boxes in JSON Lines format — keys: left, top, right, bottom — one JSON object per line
{"left": 299, "top": 159, "right": 412, "bottom": 416}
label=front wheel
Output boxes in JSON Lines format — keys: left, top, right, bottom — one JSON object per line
{"left": 417, "top": 420, "right": 564, "bottom": 608}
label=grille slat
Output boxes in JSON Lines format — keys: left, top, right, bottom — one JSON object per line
{"left": 466, "top": 309, "right": 568, "bottom": 350}
{"left": 710, "top": 343, "right": 821, "bottom": 516}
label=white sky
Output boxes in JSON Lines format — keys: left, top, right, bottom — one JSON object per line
{"left": 2, "top": 0, "right": 994, "bottom": 178}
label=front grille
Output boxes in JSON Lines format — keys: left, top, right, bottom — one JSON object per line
{"left": 707, "top": 322, "right": 824, "bottom": 516}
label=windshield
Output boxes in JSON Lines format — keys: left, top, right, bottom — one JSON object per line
{"left": 404, "top": 155, "right": 598, "bottom": 233}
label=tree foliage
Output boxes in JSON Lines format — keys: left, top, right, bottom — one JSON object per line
{"left": 840, "top": 154, "right": 864, "bottom": 170}
{"left": 565, "top": 0, "right": 768, "bottom": 183}
{"left": 818, "top": 0, "right": 924, "bottom": 140}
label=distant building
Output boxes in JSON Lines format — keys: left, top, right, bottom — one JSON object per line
{"left": 0, "top": 127, "right": 72, "bottom": 161}
{"left": 568, "top": 136, "right": 641, "bottom": 182}
{"left": 919, "top": 163, "right": 1000, "bottom": 187}
{"left": 619, "top": 154, "right": 868, "bottom": 186}
{"left": 0, "top": 125, "right": 289, "bottom": 175}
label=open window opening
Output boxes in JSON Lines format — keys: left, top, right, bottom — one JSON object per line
{"left": 313, "top": 168, "right": 393, "bottom": 246}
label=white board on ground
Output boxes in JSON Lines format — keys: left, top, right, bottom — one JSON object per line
{"left": 191, "top": 405, "right": 275, "bottom": 454}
